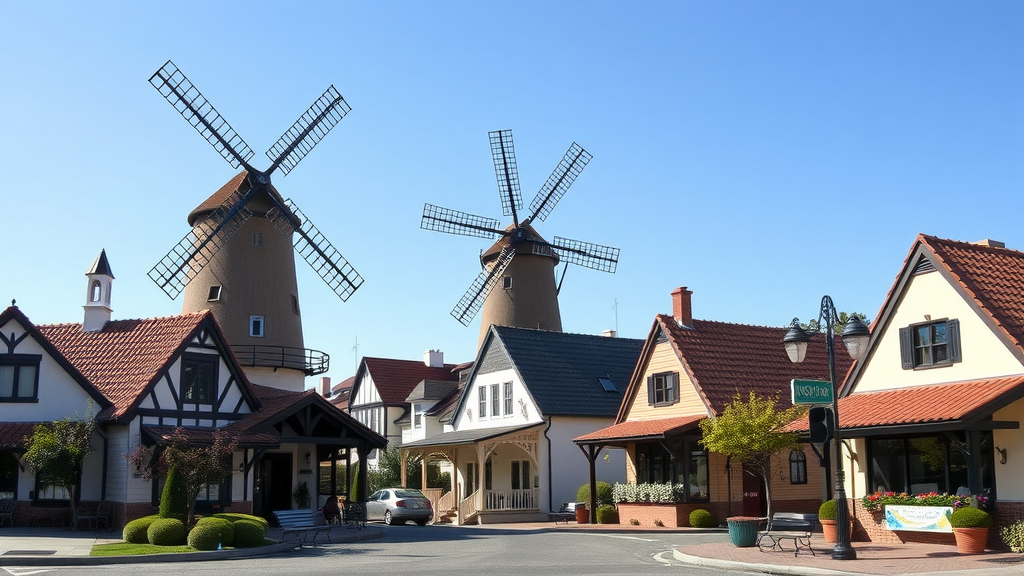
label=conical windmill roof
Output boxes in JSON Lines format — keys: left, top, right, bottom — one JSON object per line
{"left": 480, "top": 221, "right": 560, "bottom": 264}
{"left": 187, "top": 170, "right": 294, "bottom": 226}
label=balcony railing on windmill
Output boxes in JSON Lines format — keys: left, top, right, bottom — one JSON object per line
{"left": 231, "top": 345, "right": 330, "bottom": 376}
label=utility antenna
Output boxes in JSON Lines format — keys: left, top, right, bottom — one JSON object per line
{"left": 613, "top": 298, "right": 619, "bottom": 334}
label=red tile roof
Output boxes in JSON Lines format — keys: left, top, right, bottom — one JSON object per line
{"left": 648, "top": 315, "right": 851, "bottom": 417}
{"left": 574, "top": 415, "right": 705, "bottom": 443}
{"left": 37, "top": 312, "right": 211, "bottom": 419}
{"left": 785, "top": 376, "right": 1024, "bottom": 431}
{"left": 359, "top": 357, "right": 462, "bottom": 405}
{"left": 0, "top": 422, "right": 42, "bottom": 448}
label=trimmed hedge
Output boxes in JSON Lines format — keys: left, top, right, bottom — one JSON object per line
{"left": 160, "top": 466, "right": 188, "bottom": 522}
{"left": 232, "top": 519, "right": 268, "bottom": 548}
{"left": 689, "top": 508, "right": 716, "bottom": 528}
{"left": 123, "top": 515, "right": 160, "bottom": 544}
{"left": 188, "top": 517, "right": 235, "bottom": 551}
{"left": 950, "top": 507, "right": 993, "bottom": 528}
{"left": 148, "top": 518, "right": 187, "bottom": 546}
{"left": 211, "top": 513, "right": 269, "bottom": 534}
{"left": 818, "top": 499, "right": 837, "bottom": 521}
{"left": 596, "top": 504, "right": 619, "bottom": 524}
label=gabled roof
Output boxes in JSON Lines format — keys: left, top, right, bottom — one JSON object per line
{"left": 36, "top": 310, "right": 257, "bottom": 421}
{"left": 618, "top": 315, "right": 849, "bottom": 422}
{"left": 574, "top": 414, "right": 705, "bottom": 444}
{"left": 352, "top": 357, "right": 462, "bottom": 406}
{"left": 784, "top": 376, "right": 1024, "bottom": 434}
{"left": 845, "top": 235, "right": 1024, "bottom": 394}
{"left": 468, "top": 326, "right": 645, "bottom": 418}
{"left": 405, "top": 379, "right": 461, "bottom": 403}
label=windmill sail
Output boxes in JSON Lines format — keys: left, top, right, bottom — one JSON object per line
{"left": 451, "top": 248, "right": 514, "bottom": 326}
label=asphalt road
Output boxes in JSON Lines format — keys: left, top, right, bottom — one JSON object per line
{"left": 1, "top": 524, "right": 744, "bottom": 576}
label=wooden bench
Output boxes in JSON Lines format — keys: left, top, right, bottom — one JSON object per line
{"left": 273, "top": 509, "right": 332, "bottom": 546}
{"left": 757, "top": 512, "right": 816, "bottom": 556}
{"left": 548, "top": 502, "right": 579, "bottom": 524}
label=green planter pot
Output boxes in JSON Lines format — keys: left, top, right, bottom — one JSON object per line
{"left": 727, "top": 517, "right": 760, "bottom": 547}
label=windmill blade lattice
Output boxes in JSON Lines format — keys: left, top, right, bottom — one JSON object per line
{"left": 267, "top": 86, "right": 351, "bottom": 175}
{"left": 149, "top": 61, "right": 255, "bottom": 170}
{"left": 489, "top": 129, "right": 522, "bottom": 221}
{"left": 549, "top": 236, "right": 620, "bottom": 273}
{"left": 451, "top": 248, "right": 515, "bottom": 326}
{"left": 528, "top": 142, "right": 592, "bottom": 222}
{"left": 148, "top": 190, "right": 253, "bottom": 299}
{"left": 421, "top": 203, "right": 502, "bottom": 239}
{"left": 267, "top": 199, "right": 364, "bottom": 301}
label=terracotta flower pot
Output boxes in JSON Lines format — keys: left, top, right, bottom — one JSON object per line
{"left": 952, "top": 527, "right": 988, "bottom": 554}
{"left": 575, "top": 506, "right": 589, "bottom": 524}
{"left": 820, "top": 519, "right": 854, "bottom": 543}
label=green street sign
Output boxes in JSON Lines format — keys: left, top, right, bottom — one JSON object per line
{"left": 791, "top": 379, "right": 834, "bottom": 405}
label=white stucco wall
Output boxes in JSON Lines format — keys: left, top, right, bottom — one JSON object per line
{"left": 540, "top": 416, "right": 626, "bottom": 511}
{"left": 451, "top": 368, "right": 542, "bottom": 431}
{"left": 993, "top": 400, "right": 1024, "bottom": 501}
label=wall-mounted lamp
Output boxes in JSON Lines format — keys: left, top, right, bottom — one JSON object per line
{"left": 238, "top": 461, "right": 244, "bottom": 471}
{"left": 305, "top": 451, "right": 312, "bottom": 467}
{"left": 996, "top": 446, "right": 1007, "bottom": 465}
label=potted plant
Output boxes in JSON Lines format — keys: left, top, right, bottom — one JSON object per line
{"left": 950, "top": 506, "right": 992, "bottom": 554}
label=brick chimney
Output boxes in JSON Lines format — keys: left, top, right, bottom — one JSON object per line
{"left": 319, "top": 376, "right": 331, "bottom": 397}
{"left": 973, "top": 239, "right": 1006, "bottom": 249}
{"left": 671, "top": 287, "right": 693, "bottom": 327}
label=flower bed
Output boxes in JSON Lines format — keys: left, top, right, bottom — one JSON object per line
{"left": 862, "top": 491, "right": 987, "bottom": 512}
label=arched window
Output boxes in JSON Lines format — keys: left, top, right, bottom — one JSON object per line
{"left": 790, "top": 450, "right": 807, "bottom": 484}
{"left": 89, "top": 280, "right": 102, "bottom": 302}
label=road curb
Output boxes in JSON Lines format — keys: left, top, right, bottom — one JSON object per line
{"left": 672, "top": 548, "right": 869, "bottom": 576}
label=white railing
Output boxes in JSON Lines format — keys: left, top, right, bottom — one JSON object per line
{"left": 459, "top": 489, "right": 480, "bottom": 522}
{"left": 484, "top": 488, "right": 539, "bottom": 511}
{"left": 438, "top": 490, "right": 455, "bottom": 512}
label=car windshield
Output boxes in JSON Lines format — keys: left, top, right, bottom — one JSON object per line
{"left": 394, "top": 489, "right": 426, "bottom": 499}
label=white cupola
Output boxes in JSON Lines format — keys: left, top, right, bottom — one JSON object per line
{"left": 83, "top": 249, "right": 114, "bottom": 332}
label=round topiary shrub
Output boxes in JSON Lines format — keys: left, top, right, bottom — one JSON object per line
{"left": 160, "top": 466, "right": 189, "bottom": 522}
{"left": 232, "top": 519, "right": 267, "bottom": 548}
{"left": 188, "top": 517, "right": 235, "bottom": 550}
{"left": 148, "top": 517, "right": 187, "bottom": 546}
{"left": 596, "top": 504, "right": 619, "bottom": 524}
{"left": 818, "top": 499, "right": 837, "bottom": 521}
{"left": 123, "top": 515, "right": 160, "bottom": 544}
{"left": 689, "top": 508, "right": 716, "bottom": 528}
{"left": 212, "top": 513, "right": 269, "bottom": 534}
{"left": 577, "top": 482, "right": 614, "bottom": 506}
{"left": 950, "top": 506, "right": 993, "bottom": 528}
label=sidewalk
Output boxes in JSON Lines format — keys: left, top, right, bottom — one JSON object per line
{"left": 0, "top": 525, "right": 384, "bottom": 566}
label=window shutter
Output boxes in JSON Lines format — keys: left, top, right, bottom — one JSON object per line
{"left": 670, "top": 372, "right": 679, "bottom": 404}
{"left": 899, "top": 327, "right": 913, "bottom": 369}
{"left": 647, "top": 376, "right": 655, "bottom": 406}
{"left": 948, "top": 318, "right": 962, "bottom": 363}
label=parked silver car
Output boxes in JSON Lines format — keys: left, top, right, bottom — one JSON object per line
{"left": 365, "top": 488, "right": 433, "bottom": 525}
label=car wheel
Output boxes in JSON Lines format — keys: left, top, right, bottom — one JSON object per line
{"left": 415, "top": 518, "right": 428, "bottom": 526}
{"left": 384, "top": 511, "right": 394, "bottom": 525}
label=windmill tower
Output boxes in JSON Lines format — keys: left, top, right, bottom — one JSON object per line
{"left": 147, "top": 61, "right": 363, "bottom": 391}
{"left": 421, "top": 129, "right": 619, "bottom": 346}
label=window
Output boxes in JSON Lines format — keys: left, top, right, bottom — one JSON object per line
{"left": 478, "top": 386, "right": 487, "bottom": 418}
{"left": 292, "top": 295, "right": 300, "bottom": 315}
{"left": 503, "top": 382, "right": 513, "bottom": 416}
{"left": 511, "top": 460, "right": 531, "bottom": 490}
{"left": 0, "top": 354, "right": 41, "bottom": 402}
{"left": 89, "top": 280, "right": 102, "bottom": 302}
{"left": 490, "top": 383, "right": 500, "bottom": 418}
{"left": 789, "top": 450, "right": 807, "bottom": 484}
{"left": 867, "top": 434, "right": 991, "bottom": 496}
{"left": 502, "top": 276, "right": 513, "bottom": 290}
{"left": 0, "top": 451, "right": 18, "bottom": 500}
{"left": 249, "top": 315, "right": 265, "bottom": 338}
{"left": 899, "top": 319, "right": 960, "bottom": 369}
{"left": 634, "top": 440, "right": 708, "bottom": 502}
{"left": 647, "top": 372, "right": 679, "bottom": 407}
{"left": 207, "top": 285, "right": 222, "bottom": 302}
{"left": 253, "top": 232, "right": 263, "bottom": 247}
{"left": 413, "top": 405, "right": 423, "bottom": 429}
{"left": 598, "top": 377, "right": 617, "bottom": 392}
{"left": 181, "top": 354, "right": 217, "bottom": 405}
{"left": 36, "top": 482, "right": 71, "bottom": 501}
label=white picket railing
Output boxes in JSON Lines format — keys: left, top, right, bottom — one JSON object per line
{"left": 484, "top": 488, "right": 539, "bottom": 511}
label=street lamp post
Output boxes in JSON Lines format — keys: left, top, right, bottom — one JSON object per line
{"left": 783, "top": 296, "right": 870, "bottom": 561}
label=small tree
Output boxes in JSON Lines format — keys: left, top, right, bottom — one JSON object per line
{"left": 159, "top": 466, "right": 189, "bottom": 521}
{"left": 21, "top": 413, "right": 95, "bottom": 527}
{"left": 699, "top": 392, "right": 805, "bottom": 519}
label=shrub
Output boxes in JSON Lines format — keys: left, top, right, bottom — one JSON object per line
{"left": 689, "top": 508, "right": 716, "bottom": 528}
{"left": 211, "top": 513, "right": 269, "bottom": 534}
{"left": 950, "top": 507, "right": 993, "bottom": 529}
{"left": 612, "top": 482, "right": 685, "bottom": 504}
{"left": 233, "top": 519, "right": 268, "bottom": 548}
{"left": 862, "top": 491, "right": 988, "bottom": 512}
{"left": 188, "top": 517, "right": 234, "bottom": 550}
{"left": 160, "top": 466, "right": 188, "bottom": 522}
{"left": 123, "top": 515, "right": 160, "bottom": 544}
{"left": 148, "top": 517, "right": 187, "bottom": 546}
{"left": 596, "top": 504, "right": 619, "bottom": 524}
{"left": 576, "top": 482, "right": 614, "bottom": 507}
{"left": 818, "top": 499, "right": 837, "bottom": 521}
{"left": 629, "top": 518, "right": 640, "bottom": 526}
{"left": 654, "top": 518, "right": 664, "bottom": 527}
{"left": 1000, "top": 518, "right": 1024, "bottom": 553}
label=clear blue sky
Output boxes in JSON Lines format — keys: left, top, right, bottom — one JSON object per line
{"left": 2, "top": 1, "right": 1023, "bottom": 384}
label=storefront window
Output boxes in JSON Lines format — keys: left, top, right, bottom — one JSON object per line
{"left": 868, "top": 434, "right": 992, "bottom": 496}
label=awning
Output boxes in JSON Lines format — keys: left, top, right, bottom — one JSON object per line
{"left": 142, "top": 425, "right": 280, "bottom": 448}
{"left": 400, "top": 423, "right": 542, "bottom": 449}
{"left": 573, "top": 415, "right": 706, "bottom": 446}
{"left": 0, "top": 422, "right": 42, "bottom": 449}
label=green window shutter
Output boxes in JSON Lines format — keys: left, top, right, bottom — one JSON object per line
{"left": 948, "top": 319, "right": 962, "bottom": 363}
{"left": 899, "top": 327, "right": 913, "bottom": 369}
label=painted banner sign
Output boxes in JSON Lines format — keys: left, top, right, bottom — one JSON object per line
{"left": 884, "top": 505, "right": 953, "bottom": 533}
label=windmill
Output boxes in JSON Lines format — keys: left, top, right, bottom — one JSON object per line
{"left": 147, "top": 60, "right": 362, "bottom": 387}
{"left": 421, "top": 129, "right": 619, "bottom": 346}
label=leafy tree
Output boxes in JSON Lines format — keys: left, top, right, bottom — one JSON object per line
{"left": 21, "top": 413, "right": 95, "bottom": 527}
{"left": 368, "top": 447, "right": 450, "bottom": 493}
{"left": 699, "top": 393, "right": 805, "bottom": 519}
{"left": 799, "top": 312, "right": 869, "bottom": 334}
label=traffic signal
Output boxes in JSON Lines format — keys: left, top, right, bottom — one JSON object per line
{"left": 808, "top": 406, "right": 834, "bottom": 444}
